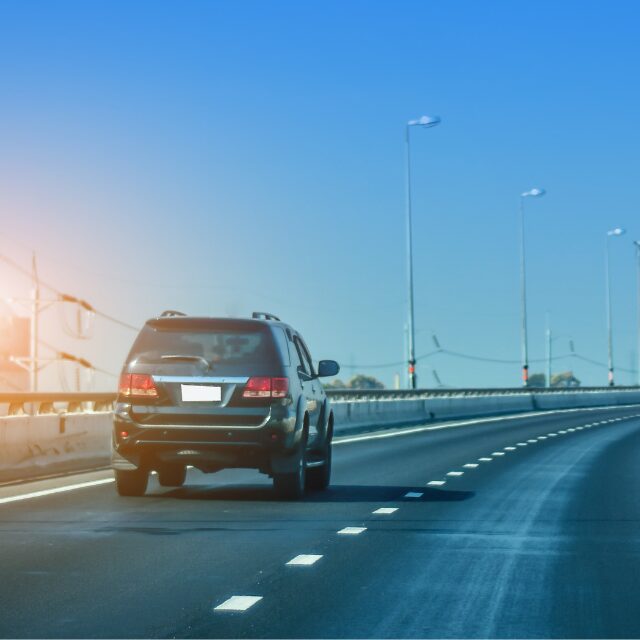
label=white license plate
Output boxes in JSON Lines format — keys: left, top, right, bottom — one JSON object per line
{"left": 181, "top": 384, "right": 221, "bottom": 402}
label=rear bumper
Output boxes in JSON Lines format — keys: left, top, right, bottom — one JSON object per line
{"left": 112, "top": 405, "right": 300, "bottom": 473}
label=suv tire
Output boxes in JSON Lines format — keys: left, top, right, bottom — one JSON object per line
{"left": 115, "top": 468, "right": 148, "bottom": 497}
{"left": 306, "top": 442, "right": 332, "bottom": 491}
{"left": 158, "top": 464, "right": 187, "bottom": 487}
{"left": 273, "top": 448, "right": 306, "bottom": 500}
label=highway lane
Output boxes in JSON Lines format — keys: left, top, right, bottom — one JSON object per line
{"left": 1, "top": 405, "right": 640, "bottom": 638}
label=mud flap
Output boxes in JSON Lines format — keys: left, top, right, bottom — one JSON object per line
{"left": 111, "top": 447, "right": 139, "bottom": 471}
{"left": 270, "top": 447, "right": 303, "bottom": 474}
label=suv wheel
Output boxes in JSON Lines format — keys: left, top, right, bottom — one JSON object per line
{"left": 115, "top": 468, "right": 148, "bottom": 497}
{"left": 158, "top": 464, "right": 187, "bottom": 487}
{"left": 273, "top": 448, "right": 306, "bottom": 500}
{"left": 306, "top": 442, "right": 332, "bottom": 492}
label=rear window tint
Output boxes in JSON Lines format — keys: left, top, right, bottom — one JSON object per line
{"left": 128, "top": 322, "right": 278, "bottom": 370}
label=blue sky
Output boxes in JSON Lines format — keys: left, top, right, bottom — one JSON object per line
{"left": 0, "top": 0, "right": 639, "bottom": 389}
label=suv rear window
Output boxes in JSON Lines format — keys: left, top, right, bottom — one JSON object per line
{"left": 127, "top": 320, "right": 279, "bottom": 373}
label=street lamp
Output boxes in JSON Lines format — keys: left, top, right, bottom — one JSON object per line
{"left": 634, "top": 240, "right": 640, "bottom": 386}
{"left": 405, "top": 114, "right": 441, "bottom": 389}
{"left": 519, "top": 187, "right": 546, "bottom": 386}
{"left": 605, "top": 227, "right": 626, "bottom": 386}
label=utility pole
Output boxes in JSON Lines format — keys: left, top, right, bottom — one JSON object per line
{"left": 9, "top": 252, "right": 93, "bottom": 391}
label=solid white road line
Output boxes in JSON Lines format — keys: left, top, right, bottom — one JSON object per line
{"left": 214, "top": 596, "right": 262, "bottom": 612}
{"left": 427, "top": 480, "right": 446, "bottom": 486}
{"left": 447, "top": 471, "right": 464, "bottom": 477}
{"left": 463, "top": 463, "right": 479, "bottom": 468}
{"left": 0, "top": 478, "right": 115, "bottom": 506}
{"left": 337, "top": 527, "right": 367, "bottom": 535}
{"left": 332, "top": 404, "right": 640, "bottom": 446}
{"left": 286, "top": 554, "right": 323, "bottom": 566}
{"left": 404, "top": 492, "right": 423, "bottom": 498}
{"left": 373, "top": 507, "right": 398, "bottom": 514}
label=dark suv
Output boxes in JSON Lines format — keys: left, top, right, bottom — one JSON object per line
{"left": 112, "top": 311, "right": 339, "bottom": 499}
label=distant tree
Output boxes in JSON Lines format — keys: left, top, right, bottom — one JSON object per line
{"left": 551, "top": 371, "right": 581, "bottom": 387}
{"left": 347, "top": 374, "right": 385, "bottom": 390}
{"left": 323, "top": 378, "right": 347, "bottom": 390}
{"left": 527, "top": 373, "right": 546, "bottom": 388}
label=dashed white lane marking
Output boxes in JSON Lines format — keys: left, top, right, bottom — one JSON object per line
{"left": 558, "top": 430, "right": 567, "bottom": 434}
{"left": 463, "top": 463, "right": 479, "bottom": 468}
{"left": 491, "top": 452, "right": 505, "bottom": 456}
{"left": 0, "top": 478, "right": 115, "bottom": 506}
{"left": 214, "top": 596, "right": 262, "bottom": 612}
{"left": 575, "top": 427, "right": 583, "bottom": 430}
{"left": 517, "top": 442, "right": 528, "bottom": 446}
{"left": 286, "top": 554, "right": 323, "bottom": 566}
{"left": 447, "top": 471, "right": 464, "bottom": 477}
{"left": 527, "top": 439, "right": 538, "bottom": 443}
{"left": 337, "top": 527, "right": 367, "bottom": 535}
{"left": 427, "top": 480, "right": 446, "bottom": 486}
{"left": 567, "top": 428, "right": 576, "bottom": 432}
{"left": 373, "top": 507, "right": 398, "bottom": 514}
{"left": 504, "top": 446, "right": 517, "bottom": 451}
{"left": 548, "top": 433, "right": 558, "bottom": 437}
{"left": 478, "top": 457, "right": 493, "bottom": 462}
{"left": 538, "top": 436, "right": 548, "bottom": 440}
{"left": 404, "top": 492, "right": 424, "bottom": 498}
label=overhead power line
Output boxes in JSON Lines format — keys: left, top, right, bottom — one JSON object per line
{"left": 0, "top": 254, "right": 138, "bottom": 332}
{"left": 343, "top": 347, "right": 637, "bottom": 375}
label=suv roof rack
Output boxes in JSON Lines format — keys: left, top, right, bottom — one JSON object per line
{"left": 252, "top": 311, "right": 281, "bottom": 322}
{"left": 160, "top": 310, "right": 188, "bottom": 318}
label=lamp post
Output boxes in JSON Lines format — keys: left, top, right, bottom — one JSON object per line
{"left": 405, "top": 114, "right": 440, "bottom": 389}
{"left": 634, "top": 240, "right": 640, "bottom": 385}
{"left": 605, "top": 227, "right": 626, "bottom": 386}
{"left": 519, "top": 188, "right": 546, "bottom": 386}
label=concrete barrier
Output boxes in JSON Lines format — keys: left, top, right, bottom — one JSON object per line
{"left": 2, "top": 389, "right": 640, "bottom": 483}
{"left": 332, "top": 390, "right": 640, "bottom": 434}
{"left": 332, "top": 393, "right": 535, "bottom": 433}
{"left": 0, "top": 412, "right": 111, "bottom": 484}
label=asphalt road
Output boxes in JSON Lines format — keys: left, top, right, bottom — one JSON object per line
{"left": 2, "top": 405, "right": 640, "bottom": 638}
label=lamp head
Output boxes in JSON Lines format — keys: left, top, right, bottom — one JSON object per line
{"left": 408, "top": 115, "right": 441, "bottom": 128}
{"left": 521, "top": 188, "right": 546, "bottom": 198}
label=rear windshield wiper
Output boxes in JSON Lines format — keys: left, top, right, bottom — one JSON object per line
{"left": 160, "top": 355, "right": 213, "bottom": 370}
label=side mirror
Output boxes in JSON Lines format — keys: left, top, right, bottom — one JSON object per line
{"left": 317, "top": 360, "right": 340, "bottom": 377}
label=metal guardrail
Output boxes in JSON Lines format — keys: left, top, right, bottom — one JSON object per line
{"left": 0, "top": 386, "right": 638, "bottom": 415}
{"left": 323, "top": 386, "right": 640, "bottom": 401}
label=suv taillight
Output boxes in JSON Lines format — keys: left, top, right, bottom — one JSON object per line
{"left": 243, "top": 377, "right": 289, "bottom": 399}
{"left": 118, "top": 373, "right": 159, "bottom": 398}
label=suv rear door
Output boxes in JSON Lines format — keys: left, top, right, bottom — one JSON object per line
{"left": 124, "top": 319, "right": 282, "bottom": 428}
